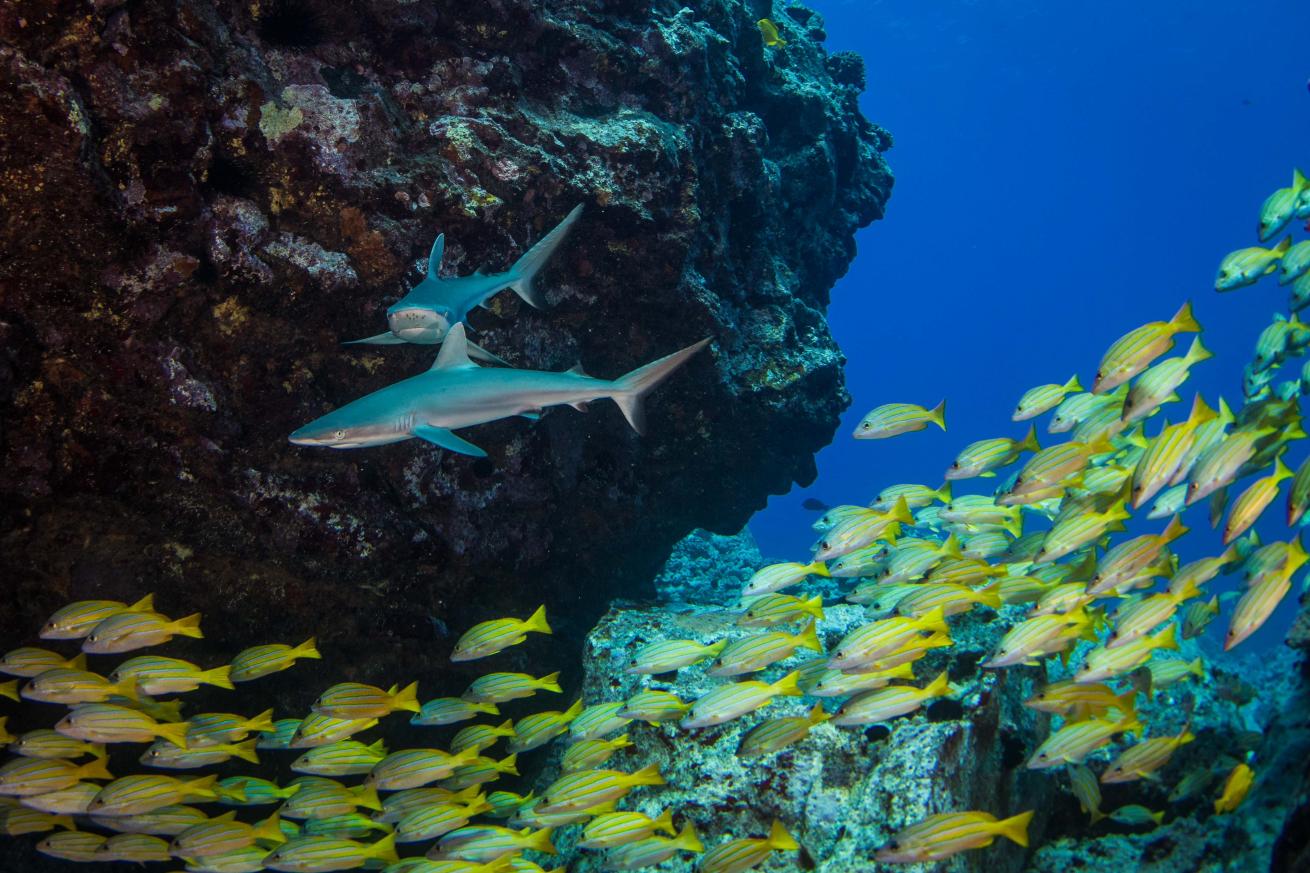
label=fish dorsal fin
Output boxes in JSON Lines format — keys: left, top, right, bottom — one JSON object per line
{"left": 432, "top": 323, "right": 477, "bottom": 371}
{"left": 427, "top": 234, "right": 446, "bottom": 279}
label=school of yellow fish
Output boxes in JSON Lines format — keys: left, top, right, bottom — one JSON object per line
{"left": 1, "top": 175, "right": 1309, "bottom": 871}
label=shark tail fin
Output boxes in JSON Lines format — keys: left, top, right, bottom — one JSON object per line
{"left": 610, "top": 339, "right": 711, "bottom": 435}
{"left": 506, "top": 205, "right": 583, "bottom": 309}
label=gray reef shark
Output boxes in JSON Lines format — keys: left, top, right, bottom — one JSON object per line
{"left": 346, "top": 205, "right": 583, "bottom": 360}
{"left": 291, "top": 323, "right": 710, "bottom": 457}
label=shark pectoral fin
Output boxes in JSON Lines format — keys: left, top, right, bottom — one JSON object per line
{"left": 344, "top": 332, "right": 407, "bottom": 345}
{"left": 413, "top": 424, "right": 488, "bottom": 458}
{"left": 467, "top": 340, "right": 510, "bottom": 367}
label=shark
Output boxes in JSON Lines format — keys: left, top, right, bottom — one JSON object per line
{"left": 291, "top": 323, "right": 711, "bottom": 457}
{"left": 346, "top": 205, "right": 584, "bottom": 360}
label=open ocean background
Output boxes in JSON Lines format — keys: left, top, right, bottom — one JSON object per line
{"left": 751, "top": 0, "right": 1310, "bottom": 650}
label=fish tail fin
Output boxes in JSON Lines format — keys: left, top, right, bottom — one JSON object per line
{"left": 498, "top": 753, "right": 519, "bottom": 775}
{"left": 808, "top": 703, "right": 830, "bottom": 725}
{"left": 930, "top": 399, "right": 947, "bottom": 431}
{"left": 1003, "top": 512, "right": 1024, "bottom": 539}
{"left": 806, "top": 560, "right": 831, "bottom": 578}
{"left": 89, "top": 743, "right": 108, "bottom": 760}
{"left": 67, "top": 653, "right": 88, "bottom": 671}
{"left": 997, "top": 810, "right": 1034, "bottom": 847}
{"left": 1185, "top": 336, "right": 1213, "bottom": 365}
{"left": 79, "top": 756, "right": 113, "bottom": 781}
{"left": 563, "top": 698, "right": 584, "bottom": 721}
{"left": 1274, "top": 236, "right": 1293, "bottom": 257}
{"left": 1169, "top": 300, "right": 1201, "bottom": 334}
{"left": 674, "top": 822, "right": 704, "bottom": 852}
{"left": 527, "top": 827, "right": 557, "bottom": 855}
{"left": 705, "top": 640, "right": 729, "bottom": 658}
{"left": 367, "top": 739, "right": 388, "bottom": 756}
{"left": 50, "top": 815, "right": 75, "bottom": 831}
{"left": 452, "top": 746, "right": 482, "bottom": 767}
{"left": 505, "top": 205, "right": 582, "bottom": 309}
{"left": 173, "top": 613, "right": 204, "bottom": 639}
{"left": 1274, "top": 456, "right": 1295, "bottom": 483}
{"left": 204, "top": 665, "right": 235, "bottom": 691}
{"left": 1188, "top": 657, "right": 1205, "bottom": 677}
{"left": 1115, "top": 690, "right": 1138, "bottom": 718}
{"left": 392, "top": 681, "right": 421, "bottom": 714}
{"left": 653, "top": 809, "right": 676, "bottom": 836}
{"left": 803, "top": 595, "right": 825, "bottom": 620}
{"left": 230, "top": 738, "right": 260, "bottom": 764}
{"left": 796, "top": 620, "right": 823, "bottom": 653}
{"left": 451, "top": 785, "right": 482, "bottom": 805}
{"left": 977, "top": 582, "right": 1003, "bottom": 611}
{"left": 1065, "top": 374, "right": 1083, "bottom": 393}
{"left": 919, "top": 606, "right": 950, "bottom": 637}
{"left": 1160, "top": 515, "right": 1189, "bottom": 545}
{"left": 246, "top": 709, "right": 276, "bottom": 734}
{"left": 186, "top": 773, "right": 219, "bottom": 799}
{"left": 366, "top": 832, "right": 398, "bottom": 864}
{"left": 479, "top": 702, "right": 501, "bottom": 716}
{"left": 292, "top": 638, "right": 322, "bottom": 661}
{"left": 352, "top": 784, "right": 383, "bottom": 812}
{"left": 770, "top": 670, "right": 803, "bottom": 698}
{"left": 923, "top": 670, "right": 953, "bottom": 698}
{"left": 155, "top": 721, "right": 190, "bottom": 749}
{"left": 767, "top": 819, "right": 800, "bottom": 850}
{"left": 631, "top": 764, "right": 665, "bottom": 786}
{"left": 935, "top": 481, "right": 953, "bottom": 503}
{"left": 539, "top": 671, "right": 563, "bottom": 693}
{"left": 252, "top": 812, "right": 284, "bottom": 844}
{"left": 609, "top": 339, "right": 711, "bottom": 435}
{"left": 610, "top": 733, "right": 633, "bottom": 749}
{"left": 524, "top": 605, "right": 552, "bottom": 636}
{"left": 889, "top": 496, "right": 915, "bottom": 526}
{"left": 1020, "top": 423, "right": 1041, "bottom": 454}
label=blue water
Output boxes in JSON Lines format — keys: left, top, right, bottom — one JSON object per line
{"left": 751, "top": 0, "right": 1310, "bottom": 648}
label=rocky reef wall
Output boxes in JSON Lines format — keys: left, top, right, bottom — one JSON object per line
{"left": 0, "top": 0, "right": 891, "bottom": 691}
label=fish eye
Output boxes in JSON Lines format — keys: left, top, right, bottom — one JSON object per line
{"left": 888, "top": 840, "right": 900, "bottom": 849}
{"left": 862, "top": 423, "right": 871, "bottom": 429}
{"left": 1038, "top": 751, "right": 1048, "bottom": 758}
{"left": 820, "top": 542, "right": 829, "bottom": 550}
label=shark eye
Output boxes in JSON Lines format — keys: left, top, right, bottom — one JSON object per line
{"left": 335, "top": 429, "right": 346, "bottom": 440}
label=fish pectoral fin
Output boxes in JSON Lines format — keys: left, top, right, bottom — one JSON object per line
{"left": 413, "top": 425, "right": 488, "bottom": 458}
{"left": 344, "top": 332, "right": 407, "bottom": 345}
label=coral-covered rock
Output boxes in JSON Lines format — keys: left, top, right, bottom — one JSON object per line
{"left": 0, "top": 1, "right": 889, "bottom": 680}
{"left": 532, "top": 601, "right": 1052, "bottom": 872}
{"left": 653, "top": 527, "right": 767, "bottom": 604}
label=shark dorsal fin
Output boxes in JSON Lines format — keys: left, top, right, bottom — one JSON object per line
{"left": 432, "top": 323, "right": 477, "bottom": 370}
{"left": 567, "top": 363, "right": 587, "bottom": 376}
{"left": 427, "top": 234, "right": 445, "bottom": 279}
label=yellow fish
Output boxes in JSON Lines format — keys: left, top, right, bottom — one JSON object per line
{"left": 560, "top": 733, "right": 633, "bottom": 772}
{"left": 534, "top": 764, "right": 664, "bottom": 815}
{"left": 1223, "top": 456, "right": 1294, "bottom": 544}
{"left": 0, "top": 756, "right": 112, "bottom": 797}
{"left": 604, "top": 822, "right": 704, "bottom": 870}
{"left": 229, "top": 638, "right": 321, "bottom": 683}
{"left": 1121, "top": 337, "right": 1212, "bottom": 423}
{"left": 1075, "top": 623, "right": 1179, "bottom": 683}
{"left": 829, "top": 671, "right": 954, "bottom": 726}
{"left": 1093, "top": 301, "right": 1201, "bottom": 393}
{"left": 699, "top": 819, "right": 798, "bottom": 873}
{"left": 1216, "top": 237, "right": 1292, "bottom": 291}
{"left": 1259, "top": 168, "right": 1309, "bottom": 240}
{"left": 736, "top": 704, "right": 830, "bottom": 757}
{"left": 1289, "top": 454, "right": 1310, "bottom": 525}
{"left": 1130, "top": 394, "right": 1217, "bottom": 507}
{"left": 681, "top": 671, "right": 802, "bottom": 729}
{"left": 1027, "top": 714, "right": 1141, "bottom": 769}
{"left": 0, "top": 648, "right": 87, "bottom": 679}
{"left": 738, "top": 593, "right": 824, "bottom": 628}
{"left": 81, "top": 610, "right": 203, "bottom": 654}
{"left": 1024, "top": 680, "right": 1136, "bottom": 721}
{"left": 451, "top": 606, "right": 551, "bottom": 662}
{"left": 707, "top": 622, "right": 822, "bottom": 677}
{"left": 578, "top": 809, "right": 676, "bottom": 850}
{"left": 853, "top": 400, "right": 946, "bottom": 439}
{"left": 874, "top": 810, "right": 1031, "bottom": 863}
{"left": 1014, "top": 374, "right": 1082, "bottom": 421}
{"left": 946, "top": 425, "right": 1040, "bottom": 480}
{"left": 312, "top": 682, "right": 420, "bottom": 720}
{"left": 39, "top": 594, "right": 155, "bottom": 640}
{"left": 1214, "top": 763, "right": 1254, "bottom": 814}
{"left": 1068, "top": 764, "right": 1106, "bottom": 824}
{"left": 742, "top": 560, "right": 831, "bottom": 596}
{"left": 1101, "top": 726, "right": 1195, "bottom": 783}
{"left": 756, "top": 18, "right": 787, "bottom": 47}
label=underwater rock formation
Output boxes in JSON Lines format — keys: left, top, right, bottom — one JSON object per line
{"left": 0, "top": 0, "right": 891, "bottom": 689}
{"left": 652, "top": 528, "right": 767, "bottom": 605}
{"left": 533, "top": 600, "right": 1054, "bottom": 872}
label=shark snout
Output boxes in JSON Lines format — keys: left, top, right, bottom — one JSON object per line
{"left": 386, "top": 305, "right": 452, "bottom": 344}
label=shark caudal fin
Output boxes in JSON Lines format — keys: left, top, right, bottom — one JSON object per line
{"left": 610, "top": 339, "right": 711, "bottom": 435}
{"left": 505, "top": 205, "right": 583, "bottom": 309}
